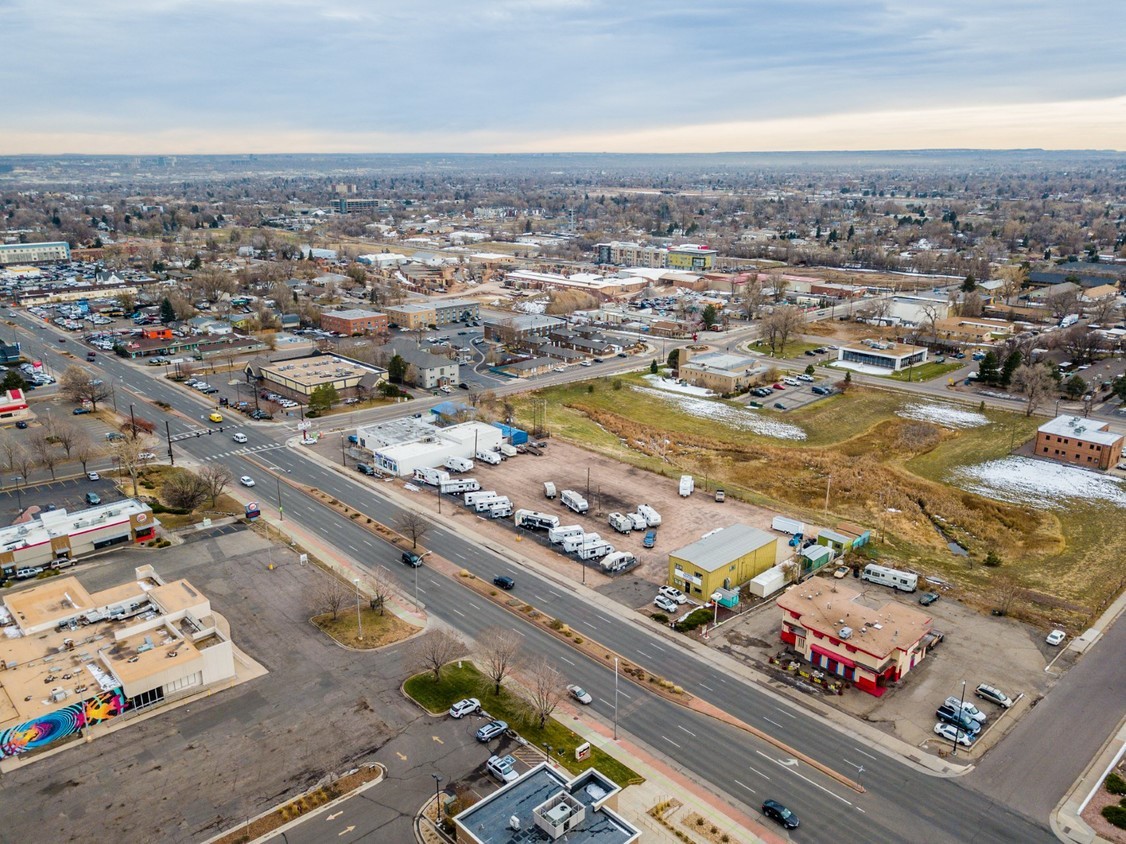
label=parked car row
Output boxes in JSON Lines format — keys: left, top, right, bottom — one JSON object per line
{"left": 933, "top": 683, "right": 1015, "bottom": 746}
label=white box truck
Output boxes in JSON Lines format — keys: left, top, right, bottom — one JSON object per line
{"left": 440, "top": 478, "right": 481, "bottom": 494}
{"left": 608, "top": 512, "right": 633, "bottom": 534}
{"left": 637, "top": 504, "right": 662, "bottom": 526}
{"left": 444, "top": 456, "right": 474, "bottom": 473}
{"left": 561, "top": 490, "right": 589, "bottom": 514}
{"left": 413, "top": 467, "right": 451, "bottom": 487}
{"left": 771, "top": 516, "right": 806, "bottom": 536}
{"left": 548, "top": 524, "right": 583, "bottom": 544}
{"left": 498, "top": 443, "right": 518, "bottom": 458}
{"left": 678, "top": 475, "right": 694, "bottom": 497}
{"left": 543, "top": 481, "right": 557, "bottom": 500}
{"left": 465, "top": 490, "right": 498, "bottom": 507}
{"left": 476, "top": 450, "right": 502, "bottom": 465}
{"left": 861, "top": 563, "right": 918, "bottom": 593}
{"left": 514, "top": 510, "right": 560, "bottom": 530}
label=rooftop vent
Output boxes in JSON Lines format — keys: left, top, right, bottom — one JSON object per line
{"left": 839, "top": 626, "right": 853, "bottom": 640}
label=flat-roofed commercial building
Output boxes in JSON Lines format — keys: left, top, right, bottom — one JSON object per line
{"left": 0, "top": 499, "right": 157, "bottom": 579}
{"left": 668, "top": 524, "right": 779, "bottom": 600}
{"left": 776, "top": 581, "right": 933, "bottom": 696}
{"left": 1035, "top": 415, "right": 1124, "bottom": 471}
{"left": 667, "top": 244, "right": 717, "bottom": 271}
{"left": 319, "top": 308, "right": 388, "bottom": 336}
{"left": 678, "top": 349, "right": 765, "bottom": 393}
{"left": 258, "top": 355, "right": 386, "bottom": 400}
{"left": 0, "top": 564, "right": 236, "bottom": 762}
{"left": 836, "top": 342, "right": 927, "bottom": 372}
{"left": 433, "top": 298, "right": 480, "bottom": 324}
{"left": 0, "top": 242, "right": 71, "bottom": 266}
{"left": 384, "top": 302, "right": 437, "bottom": 330}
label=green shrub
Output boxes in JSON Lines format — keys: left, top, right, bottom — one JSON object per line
{"left": 651, "top": 613, "right": 668, "bottom": 623}
{"left": 673, "top": 608, "right": 712, "bottom": 632}
{"left": 1107, "top": 772, "right": 1126, "bottom": 795}
{"left": 1102, "top": 803, "right": 1126, "bottom": 829}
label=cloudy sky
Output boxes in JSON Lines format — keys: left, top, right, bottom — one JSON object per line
{"left": 3, "top": 0, "right": 1124, "bottom": 154}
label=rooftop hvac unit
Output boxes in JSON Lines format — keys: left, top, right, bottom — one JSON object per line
{"left": 508, "top": 816, "right": 521, "bottom": 831}
{"left": 839, "top": 626, "right": 853, "bottom": 639}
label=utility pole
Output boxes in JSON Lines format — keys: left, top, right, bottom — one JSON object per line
{"left": 276, "top": 475, "right": 284, "bottom": 521}
{"left": 129, "top": 404, "right": 138, "bottom": 439}
{"left": 613, "top": 657, "right": 619, "bottom": 740}
{"left": 824, "top": 475, "right": 831, "bottom": 516}
{"left": 165, "top": 420, "right": 175, "bottom": 466}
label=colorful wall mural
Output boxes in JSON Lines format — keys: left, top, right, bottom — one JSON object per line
{"left": 0, "top": 687, "right": 127, "bottom": 757}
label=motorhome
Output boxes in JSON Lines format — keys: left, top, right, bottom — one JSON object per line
{"left": 861, "top": 563, "right": 919, "bottom": 593}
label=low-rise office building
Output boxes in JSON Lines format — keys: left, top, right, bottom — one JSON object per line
{"left": 836, "top": 342, "right": 927, "bottom": 372}
{"left": 319, "top": 308, "right": 388, "bottom": 336}
{"left": 384, "top": 302, "right": 437, "bottom": 330}
{"left": 257, "top": 354, "right": 386, "bottom": 401}
{"left": 0, "top": 242, "right": 71, "bottom": 266}
{"left": 678, "top": 348, "right": 765, "bottom": 394}
{"left": 0, "top": 564, "right": 236, "bottom": 761}
{"left": 776, "top": 581, "right": 933, "bottom": 696}
{"left": 1035, "top": 415, "right": 1124, "bottom": 471}
{"left": 668, "top": 524, "right": 779, "bottom": 600}
{"left": 483, "top": 314, "right": 566, "bottom": 344}
{"left": 454, "top": 762, "right": 640, "bottom": 844}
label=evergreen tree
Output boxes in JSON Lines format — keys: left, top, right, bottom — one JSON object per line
{"left": 1063, "top": 375, "right": 1087, "bottom": 400}
{"left": 649, "top": 360, "right": 658, "bottom": 375}
{"left": 387, "top": 354, "right": 407, "bottom": 384}
{"left": 978, "top": 351, "right": 1000, "bottom": 385}
{"left": 159, "top": 297, "right": 176, "bottom": 324}
{"left": 1000, "top": 350, "right": 1022, "bottom": 387}
{"left": 961, "top": 274, "right": 976, "bottom": 292}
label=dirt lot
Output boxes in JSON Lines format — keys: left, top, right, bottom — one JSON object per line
{"left": 407, "top": 439, "right": 805, "bottom": 608}
{"left": 713, "top": 571, "right": 1064, "bottom": 757}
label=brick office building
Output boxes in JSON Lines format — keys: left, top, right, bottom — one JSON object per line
{"left": 319, "top": 309, "right": 388, "bottom": 336}
{"left": 1035, "top": 415, "right": 1124, "bottom": 471}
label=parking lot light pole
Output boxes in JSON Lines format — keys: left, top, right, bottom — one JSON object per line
{"left": 952, "top": 679, "right": 966, "bottom": 756}
{"left": 11, "top": 476, "right": 22, "bottom": 512}
{"left": 613, "top": 657, "right": 619, "bottom": 740}
{"left": 432, "top": 774, "right": 444, "bottom": 818}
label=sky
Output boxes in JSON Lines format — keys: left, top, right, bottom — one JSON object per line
{"left": 2, "top": 0, "right": 1124, "bottom": 154}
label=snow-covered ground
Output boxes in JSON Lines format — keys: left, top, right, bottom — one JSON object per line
{"left": 641, "top": 375, "right": 716, "bottom": 397}
{"left": 954, "top": 456, "right": 1126, "bottom": 507}
{"left": 632, "top": 386, "right": 807, "bottom": 440}
{"left": 897, "top": 402, "right": 990, "bottom": 429}
{"left": 829, "top": 360, "right": 895, "bottom": 376}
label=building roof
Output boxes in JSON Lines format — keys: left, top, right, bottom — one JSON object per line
{"left": 260, "top": 354, "right": 385, "bottom": 388}
{"left": 776, "top": 581, "right": 932, "bottom": 658}
{"left": 322, "top": 308, "right": 385, "bottom": 320}
{"left": 681, "top": 351, "right": 761, "bottom": 374}
{"left": 670, "top": 524, "right": 776, "bottom": 572}
{"left": 0, "top": 500, "right": 154, "bottom": 559}
{"left": 455, "top": 763, "right": 639, "bottom": 844}
{"left": 1038, "top": 415, "right": 1122, "bottom": 446}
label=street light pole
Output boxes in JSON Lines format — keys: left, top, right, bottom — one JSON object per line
{"left": 613, "top": 657, "right": 619, "bottom": 740}
{"left": 952, "top": 679, "right": 967, "bottom": 756}
{"left": 276, "top": 475, "right": 284, "bottom": 521}
{"left": 12, "top": 476, "right": 22, "bottom": 512}
{"left": 340, "top": 433, "right": 346, "bottom": 466}
{"left": 353, "top": 578, "right": 363, "bottom": 640}
{"left": 432, "top": 774, "right": 444, "bottom": 819}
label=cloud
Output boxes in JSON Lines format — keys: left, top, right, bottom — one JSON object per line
{"left": 0, "top": 0, "right": 1122, "bottom": 152}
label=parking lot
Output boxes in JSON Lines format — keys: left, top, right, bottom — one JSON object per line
{"left": 714, "top": 573, "right": 1062, "bottom": 756}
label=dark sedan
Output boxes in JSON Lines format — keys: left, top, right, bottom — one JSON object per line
{"left": 762, "top": 799, "right": 799, "bottom": 829}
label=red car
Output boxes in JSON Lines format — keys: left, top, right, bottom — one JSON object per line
{"left": 772, "top": 383, "right": 785, "bottom": 390}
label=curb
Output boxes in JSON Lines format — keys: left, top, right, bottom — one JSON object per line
{"left": 1051, "top": 716, "right": 1126, "bottom": 844}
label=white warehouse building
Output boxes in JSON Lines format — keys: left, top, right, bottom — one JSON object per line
{"left": 356, "top": 420, "right": 503, "bottom": 477}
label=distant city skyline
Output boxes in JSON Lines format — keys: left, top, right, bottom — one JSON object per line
{"left": 3, "top": 1, "right": 1123, "bottom": 154}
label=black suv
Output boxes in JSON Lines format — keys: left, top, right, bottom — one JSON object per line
{"left": 401, "top": 551, "right": 423, "bottom": 568}
{"left": 493, "top": 575, "right": 515, "bottom": 590}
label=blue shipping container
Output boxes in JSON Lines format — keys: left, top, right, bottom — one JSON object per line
{"left": 491, "top": 422, "right": 528, "bottom": 445}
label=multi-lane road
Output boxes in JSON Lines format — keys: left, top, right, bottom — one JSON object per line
{"left": 10, "top": 313, "right": 1122, "bottom": 842}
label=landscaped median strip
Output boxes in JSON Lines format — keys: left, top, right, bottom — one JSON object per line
{"left": 455, "top": 568, "right": 865, "bottom": 794}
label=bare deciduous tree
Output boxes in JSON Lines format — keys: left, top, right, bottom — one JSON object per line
{"left": 1045, "top": 287, "right": 1080, "bottom": 321}
{"left": 199, "top": 464, "right": 233, "bottom": 507}
{"left": 413, "top": 630, "right": 467, "bottom": 683}
{"left": 1011, "top": 363, "right": 1056, "bottom": 417}
{"left": 995, "top": 264, "right": 1028, "bottom": 306}
{"left": 163, "top": 470, "right": 210, "bottom": 511}
{"left": 72, "top": 434, "right": 101, "bottom": 474}
{"left": 524, "top": 656, "right": 567, "bottom": 730}
{"left": 9, "top": 446, "right": 36, "bottom": 488}
{"left": 479, "top": 627, "right": 523, "bottom": 696}
{"left": 108, "top": 435, "right": 155, "bottom": 497}
{"left": 310, "top": 572, "right": 353, "bottom": 621}
{"left": 29, "top": 430, "right": 59, "bottom": 481}
{"left": 394, "top": 510, "right": 430, "bottom": 549}
{"left": 59, "top": 365, "right": 111, "bottom": 411}
{"left": 1060, "top": 325, "right": 1105, "bottom": 366}
{"left": 367, "top": 565, "right": 396, "bottom": 616}
{"left": 760, "top": 305, "right": 804, "bottom": 357}
{"left": 51, "top": 420, "right": 78, "bottom": 459}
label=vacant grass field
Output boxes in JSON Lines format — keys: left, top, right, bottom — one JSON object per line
{"left": 887, "top": 361, "right": 965, "bottom": 382}
{"left": 404, "top": 663, "right": 642, "bottom": 785}
{"left": 510, "top": 375, "right": 1123, "bottom": 626}
{"left": 312, "top": 606, "right": 417, "bottom": 649}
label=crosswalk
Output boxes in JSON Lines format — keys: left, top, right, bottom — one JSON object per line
{"left": 198, "top": 443, "right": 286, "bottom": 461}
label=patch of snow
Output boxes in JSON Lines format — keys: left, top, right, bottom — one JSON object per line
{"left": 897, "top": 402, "right": 990, "bottom": 429}
{"left": 632, "top": 386, "right": 807, "bottom": 440}
{"left": 641, "top": 375, "right": 716, "bottom": 397}
{"left": 954, "top": 456, "right": 1126, "bottom": 508}
{"left": 829, "top": 361, "right": 894, "bottom": 376}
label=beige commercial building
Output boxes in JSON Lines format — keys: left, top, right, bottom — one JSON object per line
{"left": 258, "top": 355, "right": 387, "bottom": 400}
{"left": 678, "top": 348, "right": 765, "bottom": 393}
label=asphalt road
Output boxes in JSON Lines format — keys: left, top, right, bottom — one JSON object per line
{"left": 7, "top": 313, "right": 1096, "bottom": 843}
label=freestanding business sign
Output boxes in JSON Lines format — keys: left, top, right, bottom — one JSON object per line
{"left": 245, "top": 502, "right": 261, "bottom": 521}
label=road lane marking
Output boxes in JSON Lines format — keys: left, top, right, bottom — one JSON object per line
{"left": 650, "top": 643, "right": 666, "bottom": 652}
{"left": 748, "top": 766, "right": 771, "bottom": 781}
{"left": 677, "top": 726, "right": 696, "bottom": 738}
{"left": 698, "top": 682, "right": 714, "bottom": 691}
{"left": 327, "top": 811, "right": 343, "bottom": 821}
{"left": 733, "top": 778, "right": 756, "bottom": 794}
{"left": 762, "top": 717, "right": 784, "bottom": 729}
{"left": 535, "top": 594, "right": 549, "bottom": 602}
{"left": 852, "top": 747, "right": 878, "bottom": 761}
{"left": 662, "top": 736, "right": 681, "bottom": 749}
{"left": 559, "top": 656, "right": 576, "bottom": 666}
{"left": 759, "top": 753, "right": 853, "bottom": 806}
{"left": 449, "top": 608, "right": 465, "bottom": 617}
{"left": 580, "top": 620, "right": 598, "bottom": 630}
{"left": 773, "top": 707, "right": 796, "bottom": 719}
{"left": 636, "top": 650, "right": 652, "bottom": 659}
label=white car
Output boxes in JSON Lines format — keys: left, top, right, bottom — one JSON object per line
{"left": 138, "top": 452, "right": 156, "bottom": 461}
{"left": 1046, "top": 629, "right": 1066, "bottom": 646}
{"left": 86, "top": 471, "right": 100, "bottom": 481}
{"left": 797, "top": 374, "right": 814, "bottom": 382}
{"left": 934, "top": 722, "right": 975, "bottom": 747}
{"left": 448, "top": 697, "right": 481, "bottom": 719}
{"left": 567, "top": 684, "right": 593, "bottom": 705}
{"left": 654, "top": 595, "right": 679, "bottom": 613}
{"left": 658, "top": 585, "right": 688, "bottom": 604}
{"left": 239, "top": 476, "right": 256, "bottom": 487}
{"left": 782, "top": 377, "right": 801, "bottom": 387}
{"left": 486, "top": 754, "right": 519, "bottom": 783}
